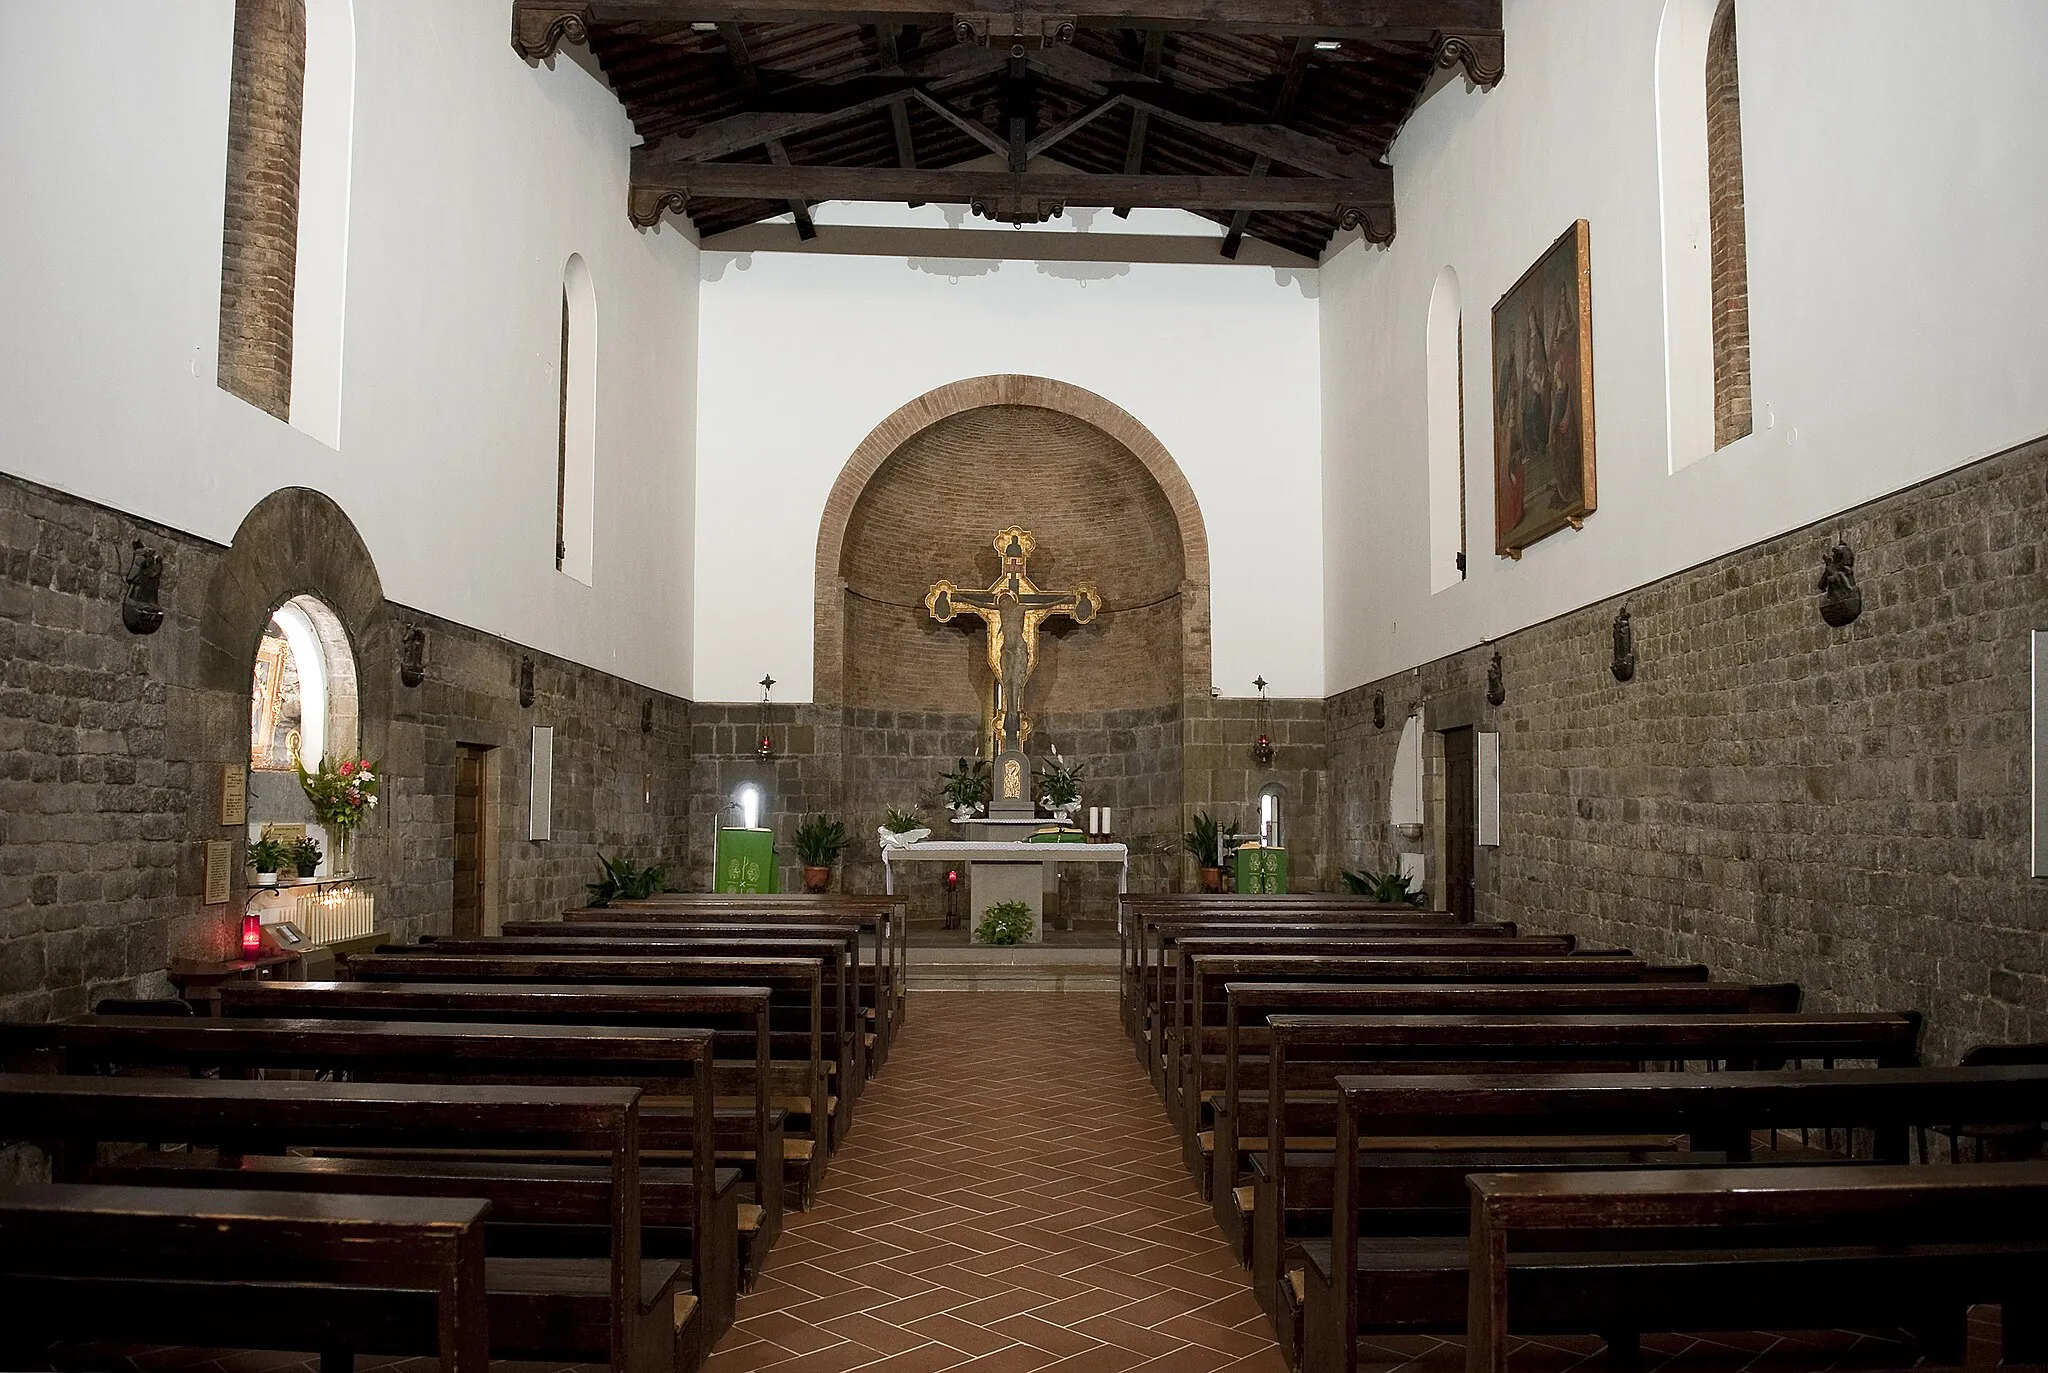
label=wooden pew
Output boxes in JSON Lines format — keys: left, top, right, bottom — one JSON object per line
{"left": 1123, "top": 906, "right": 1497, "bottom": 1045}
{"left": 2, "top": 1015, "right": 737, "bottom": 1361}
{"left": 1, "top": 1075, "right": 688, "bottom": 1373}
{"left": 1305, "top": 1064, "right": 2048, "bottom": 1373}
{"left": 572, "top": 894, "right": 907, "bottom": 1054}
{"left": 1463, "top": 1162, "right": 2048, "bottom": 1373}
{"left": 343, "top": 953, "right": 833, "bottom": 1208}
{"left": 217, "top": 980, "right": 785, "bottom": 1284}
{"left": 1199, "top": 977, "right": 1801, "bottom": 1220}
{"left": 416, "top": 934, "right": 864, "bottom": 1121}
{"left": 0, "top": 1182, "right": 491, "bottom": 1373}
{"left": 509, "top": 918, "right": 888, "bottom": 1074}
{"left": 1251, "top": 1012, "right": 1924, "bottom": 1359}
{"left": 1155, "top": 936, "right": 1585, "bottom": 1107}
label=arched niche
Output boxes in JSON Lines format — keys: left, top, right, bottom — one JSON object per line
{"left": 813, "top": 375, "right": 1212, "bottom": 709}
{"left": 251, "top": 592, "right": 360, "bottom": 772}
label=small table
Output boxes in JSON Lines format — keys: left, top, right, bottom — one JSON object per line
{"left": 167, "top": 953, "right": 304, "bottom": 1012}
{"left": 881, "top": 840, "right": 1129, "bottom": 943}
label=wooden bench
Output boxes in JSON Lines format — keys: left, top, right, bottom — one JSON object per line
{"left": 2, "top": 1014, "right": 737, "bottom": 1360}
{"left": 572, "top": 894, "right": 907, "bottom": 1054}
{"left": 1198, "top": 977, "right": 1801, "bottom": 1216}
{"left": 1304, "top": 1063, "right": 2048, "bottom": 1373}
{"left": 511, "top": 918, "right": 890, "bottom": 1073}
{"left": 417, "top": 934, "right": 864, "bottom": 1121}
{"left": 342, "top": 953, "right": 834, "bottom": 1208}
{"left": 0, "top": 1181, "right": 490, "bottom": 1373}
{"left": 1, "top": 1074, "right": 690, "bottom": 1373}
{"left": 1154, "top": 936, "right": 1585, "bottom": 1109}
{"left": 1464, "top": 1162, "right": 2048, "bottom": 1373}
{"left": 1250, "top": 1012, "right": 1924, "bottom": 1356}
{"left": 217, "top": 979, "right": 785, "bottom": 1284}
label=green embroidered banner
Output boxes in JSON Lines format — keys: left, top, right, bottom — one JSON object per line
{"left": 715, "top": 827, "right": 777, "bottom": 893}
{"left": 1234, "top": 846, "right": 1289, "bottom": 895}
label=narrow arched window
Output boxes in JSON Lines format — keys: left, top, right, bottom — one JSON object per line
{"left": 557, "top": 254, "right": 597, "bottom": 583}
{"left": 1426, "top": 265, "right": 1466, "bottom": 591}
{"left": 288, "top": 0, "right": 355, "bottom": 448}
{"left": 218, "top": 0, "right": 307, "bottom": 419}
{"left": 1706, "top": 0, "right": 1751, "bottom": 447}
{"left": 1257, "top": 782, "right": 1287, "bottom": 850}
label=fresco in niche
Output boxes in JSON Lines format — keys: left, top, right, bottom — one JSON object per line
{"left": 250, "top": 626, "right": 304, "bottom": 770}
{"left": 1492, "top": 218, "right": 1597, "bottom": 558}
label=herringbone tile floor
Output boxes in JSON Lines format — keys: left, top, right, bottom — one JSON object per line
{"left": 705, "top": 991, "right": 1286, "bottom": 1373}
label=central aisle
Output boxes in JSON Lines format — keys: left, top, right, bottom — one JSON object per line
{"left": 706, "top": 991, "right": 1286, "bottom": 1373}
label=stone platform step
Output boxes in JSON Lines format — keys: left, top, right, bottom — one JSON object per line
{"left": 909, "top": 944, "right": 1120, "bottom": 992}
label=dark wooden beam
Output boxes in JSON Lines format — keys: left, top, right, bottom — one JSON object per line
{"left": 1222, "top": 36, "right": 1312, "bottom": 258}
{"left": 875, "top": 26, "right": 923, "bottom": 204}
{"left": 716, "top": 23, "right": 816, "bottom": 238}
{"left": 1113, "top": 28, "right": 1164, "bottom": 217}
{"left": 547, "top": 0, "right": 1501, "bottom": 42}
{"left": 1024, "top": 95, "right": 1124, "bottom": 160}
{"left": 909, "top": 89, "right": 1010, "bottom": 158}
{"left": 629, "top": 157, "right": 1394, "bottom": 224}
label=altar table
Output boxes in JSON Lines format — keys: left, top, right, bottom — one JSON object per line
{"left": 880, "top": 840, "right": 1130, "bottom": 943}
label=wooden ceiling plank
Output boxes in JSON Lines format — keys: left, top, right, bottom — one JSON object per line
{"left": 629, "top": 156, "right": 1393, "bottom": 213}
{"left": 717, "top": 22, "right": 818, "bottom": 237}
{"left": 571, "top": 0, "right": 1499, "bottom": 41}
{"left": 1222, "top": 36, "right": 1309, "bottom": 257}
{"left": 875, "top": 25, "right": 925, "bottom": 204}
{"left": 1023, "top": 94, "right": 1125, "bottom": 160}
{"left": 909, "top": 89, "right": 1011, "bottom": 158}
{"left": 1112, "top": 27, "right": 1164, "bottom": 217}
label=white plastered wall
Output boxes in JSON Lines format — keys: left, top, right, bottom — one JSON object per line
{"left": 693, "top": 243, "right": 1324, "bottom": 702}
{"left": 0, "top": 0, "right": 700, "bottom": 695}
{"left": 1322, "top": 0, "right": 2048, "bottom": 694}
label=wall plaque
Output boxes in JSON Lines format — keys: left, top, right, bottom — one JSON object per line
{"left": 203, "top": 840, "right": 232, "bottom": 905}
{"left": 1477, "top": 731, "right": 1502, "bottom": 847}
{"left": 530, "top": 726, "right": 554, "bottom": 842}
{"left": 2034, "top": 630, "right": 2047, "bottom": 879}
{"left": 219, "top": 764, "right": 248, "bottom": 826}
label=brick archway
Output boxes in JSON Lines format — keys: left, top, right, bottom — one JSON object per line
{"left": 813, "top": 375, "right": 1212, "bottom": 706}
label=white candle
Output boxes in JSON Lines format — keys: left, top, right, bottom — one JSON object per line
{"left": 1101, "top": 808, "right": 1113, "bottom": 835}
{"left": 1088, "top": 807, "right": 1100, "bottom": 835}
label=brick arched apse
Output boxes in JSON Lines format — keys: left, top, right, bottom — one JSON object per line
{"left": 813, "top": 375, "right": 1212, "bottom": 711}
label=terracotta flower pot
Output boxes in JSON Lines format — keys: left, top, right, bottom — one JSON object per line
{"left": 802, "top": 866, "right": 831, "bottom": 893}
{"left": 1199, "top": 866, "right": 1224, "bottom": 893}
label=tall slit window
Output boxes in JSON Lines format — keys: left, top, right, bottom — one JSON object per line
{"left": 1426, "top": 265, "right": 1466, "bottom": 592}
{"left": 557, "top": 253, "right": 597, "bottom": 584}
{"left": 1706, "top": 0, "right": 1752, "bottom": 447}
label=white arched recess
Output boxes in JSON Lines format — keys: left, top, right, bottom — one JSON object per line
{"left": 289, "top": 0, "right": 355, "bottom": 449}
{"left": 559, "top": 252, "right": 598, "bottom": 586}
{"left": 1425, "top": 265, "right": 1465, "bottom": 592}
{"left": 1656, "top": 0, "right": 1719, "bottom": 472}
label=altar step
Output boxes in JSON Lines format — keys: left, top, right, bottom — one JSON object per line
{"left": 908, "top": 944, "right": 1120, "bottom": 992}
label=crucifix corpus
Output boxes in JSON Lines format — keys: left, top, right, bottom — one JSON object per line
{"left": 926, "top": 526, "right": 1101, "bottom": 815}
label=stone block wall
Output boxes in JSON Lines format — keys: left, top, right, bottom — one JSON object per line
{"left": 0, "top": 473, "right": 690, "bottom": 1022}
{"left": 1327, "top": 434, "right": 2048, "bottom": 1061}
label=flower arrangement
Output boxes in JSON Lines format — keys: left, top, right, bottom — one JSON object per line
{"left": 298, "top": 755, "right": 380, "bottom": 831}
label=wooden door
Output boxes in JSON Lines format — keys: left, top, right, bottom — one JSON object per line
{"left": 1440, "top": 726, "right": 1476, "bottom": 922}
{"left": 453, "top": 744, "right": 489, "bottom": 937}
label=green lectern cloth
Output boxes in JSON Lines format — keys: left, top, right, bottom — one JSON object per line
{"left": 1234, "top": 846, "right": 1289, "bottom": 895}
{"left": 715, "top": 827, "right": 777, "bottom": 893}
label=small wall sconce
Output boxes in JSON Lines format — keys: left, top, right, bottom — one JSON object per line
{"left": 1250, "top": 676, "right": 1275, "bottom": 766}
{"left": 756, "top": 674, "right": 776, "bottom": 758}
{"left": 121, "top": 540, "right": 165, "bottom": 635}
{"left": 398, "top": 622, "right": 426, "bottom": 687}
{"left": 1610, "top": 607, "right": 1636, "bottom": 683}
{"left": 1819, "top": 539, "right": 1863, "bottom": 628}
{"left": 519, "top": 656, "right": 536, "bottom": 708}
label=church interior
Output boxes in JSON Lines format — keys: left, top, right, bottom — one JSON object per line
{"left": 2, "top": 1, "right": 2047, "bottom": 1372}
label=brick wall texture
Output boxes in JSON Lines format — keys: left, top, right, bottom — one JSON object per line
{"left": 1706, "top": 0, "right": 1751, "bottom": 449}
{"left": 838, "top": 404, "right": 1187, "bottom": 714}
{"left": 1328, "top": 434, "right": 2048, "bottom": 1063}
{"left": 217, "top": 0, "right": 305, "bottom": 420}
{"left": 0, "top": 473, "right": 689, "bottom": 1022}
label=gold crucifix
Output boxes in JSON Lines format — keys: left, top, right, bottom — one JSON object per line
{"left": 926, "top": 527, "right": 1101, "bottom": 760}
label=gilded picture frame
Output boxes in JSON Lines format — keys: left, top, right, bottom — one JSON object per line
{"left": 1492, "top": 219, "right": 1597, "bottom": 558}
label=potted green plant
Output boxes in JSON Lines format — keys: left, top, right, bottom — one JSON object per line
{"left": 246, "top": 835, "right": 287, "bottom": 886}
{"left": 975, "top": 899, "right": 1034, "bottom": 946}
{"left": 938, "top": 758, "right": 991, "bottom": 822}
{"left": 1182, "top": 810, "right": 1239, "bottom": 892}
{"left": 283, "top": 835, "right": 324, "bottom": 882}
{"left": 793, "top": 814, "right": 849, "bottom": 893}
{"left": 1341, "top": 867, "right": 1428, "bottom": 908}
{"left": 587, "top": 854, "right": 666, "bottom": 908}
{"left": 1039, "top": 748, "right": 1085, "bottom": 823}
{"left": 878, "top": 806, "right": 930, "bottom": 849}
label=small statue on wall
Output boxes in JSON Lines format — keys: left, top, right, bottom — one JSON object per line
{"left": 121, "top": 541, "right": 165, "bottom": 635}
{"left": 398, "top": 622, "right": 427, "bottom": 687}
{"left": 1372, "top": 689, "right": 1385, "bottom": 730}
{"left": 1610, "top": 606, "right": 1637, "bottom": 682}
{"left": 519, "top": 655, "right": 536, "bottom": 708}
{"left": 1818, "top": 540, "right": 1863, "bottom": 628}
{"left": 1485, "top": 649, "right": 1507, "bottom": 707}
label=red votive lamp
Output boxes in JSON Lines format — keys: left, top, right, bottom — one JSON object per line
{"left": 240, "top": 910, "right": 264, "bottom": 957}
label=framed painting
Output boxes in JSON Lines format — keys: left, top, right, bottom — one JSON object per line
{"left": 1492, "top": 219, "right": 1596, "bottom": 558}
